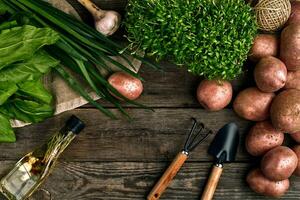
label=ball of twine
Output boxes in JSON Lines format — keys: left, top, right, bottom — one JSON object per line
{"left": 255, "top": 0, "right": 291, "bottom": 32}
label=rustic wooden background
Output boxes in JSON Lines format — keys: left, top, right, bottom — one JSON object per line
{"left": 1, "top": 0, "right": 299, "bottom": 199}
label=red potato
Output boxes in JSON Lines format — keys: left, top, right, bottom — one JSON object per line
{"left": 196, "top": 80, "right": 232, "bottom": 111}
{"left": 292, "top": 145, "right": 300, "bottom": 176}
{"left": 287, "top": 1, "right": 300, "bottom": 25}
{"left": 246, "top": 121, "right": 284, "bottom": 156}
{"left": 249, "top": 34, "right": 279, "bottom": 62}
{"left": 254, "top": 56, "right": 287, "bottom": 92}
{"left": 291, "top": 131, "right": 300, "bottom": 143}
{"left": 233, "top": 87, "right": 275, "bottom": 121}
{"left": 247, "top": 168, "right": 290, "bottom": 198}
{"left": 284, "top": 70, "right": 300, "bottom": 90}
{"left": 280, "top": 24, "right": 300, "bottom": 71}
{"left": 270, "top": 89, "right": 300, "bottom": 133}
{"left": 108, "top": 72, "right": 143, "bottom": 100}
{"left": 261, "top": 146, "right": 298, "bottom": 181}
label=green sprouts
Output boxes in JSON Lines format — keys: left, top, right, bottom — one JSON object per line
{"left": 125, "top": 0, "right": 257, "bottom": 80}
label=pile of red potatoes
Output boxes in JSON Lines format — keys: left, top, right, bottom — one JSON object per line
{"left": 196, "top": 1, "right": 300, "bottom": 197}
{"left": 107, "top": 2, "right": 300, "bottom": 197}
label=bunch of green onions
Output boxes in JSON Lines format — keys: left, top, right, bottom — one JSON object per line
{"left": 2, "top": 0, "right": 158, "bottom": 119}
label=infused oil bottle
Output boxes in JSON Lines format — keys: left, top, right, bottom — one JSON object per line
{"left": 0, "top": 115, "right": 85, "bottom": 200}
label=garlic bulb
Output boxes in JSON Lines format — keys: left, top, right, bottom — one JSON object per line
{"left": 78, "top": 0, "right": 121, "bottom": 36}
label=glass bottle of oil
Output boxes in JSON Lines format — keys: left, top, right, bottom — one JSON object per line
{"left": 0, "top": 115, "right": 85, "bottom": 200}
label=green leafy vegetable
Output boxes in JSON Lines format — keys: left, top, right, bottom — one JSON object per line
{"left": 0, "top": 113, "right": 15, "bottom": 143}
{"left": 54, "top": 66, "right": 116, "bottom": 119}
{"left": 11, "top": 99, "right": 53, "bottom": 123}
{"left": 0, "top": 0, "right": 13, "bottom": 14}
{"left": 0, "top": 51, "right": 59, "bottom": 83}
{"left": 125, "top": 0, "right": 257, "bottom": 80}
{"left": 0, "top": 0, "right": 160, "bottom": 143}
{"left": 0, "top": 82, "right": 18, "bottom": 105}
{"left": 0, "top": 23, "right": 59, "bottom": 142}
{"left": 17, "top": 80, "right": 53, "bottom": 104}
{"left": 1, "top": 96, "right": 54, "bottom": 124}
{"left": 0, "top": 25, "right": 59, "bottom": 70}
{"left": 0, "top": 20, "right": 18, "bottom": 31}
{"left": 3, "top": 0, "right": 159, "bottom": 119}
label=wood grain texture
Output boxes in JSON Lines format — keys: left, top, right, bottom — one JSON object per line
{"left": 0, "top": 0, "right": 298, "bottom": 199}
{"left": 84, "top": 61, "right": 253, "bottom": 108}
{"left": 201, "top": 165, "right": 223, "bottom": 200}
{"left": 0, "top": 161, "right": 299, "bottom": 200}
{"left": 9, "top": 108, "right": 253, "bottom": 162}
{"left": 147, "top": 152, "right": 188, "bottom": 200}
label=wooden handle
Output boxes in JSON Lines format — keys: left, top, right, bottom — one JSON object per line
{"left": 201, "top": 165, "right": 223, "bottom": 200}
{"left": 147, "top": 152, "right": 188, "bottom": 200}
{"left": 77, "top": 0, "right": 104, "bottom": 17}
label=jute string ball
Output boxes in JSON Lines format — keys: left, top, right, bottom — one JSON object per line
{"left": 255, "top": 0, "right": 291, "bottom": 32}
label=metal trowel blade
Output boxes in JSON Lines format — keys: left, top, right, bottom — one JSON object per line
{"left": 208, "top": 123, "right": 239, "bottom": 163}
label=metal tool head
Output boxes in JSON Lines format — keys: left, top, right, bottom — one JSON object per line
{"left": 208, "top": 123, "right": 239, "bottom": 164}
{"left": 183, "top": 118, "right": 213, "bottom": 153}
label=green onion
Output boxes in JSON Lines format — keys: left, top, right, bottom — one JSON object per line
{"left": 3, "top": 0, "right": 159, "bottom": 118}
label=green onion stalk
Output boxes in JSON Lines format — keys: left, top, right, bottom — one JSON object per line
{"left": 2, "top": 0, "right": 159, "bottom": 119}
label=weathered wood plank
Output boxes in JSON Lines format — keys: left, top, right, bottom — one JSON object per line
{"left": 137, "top": 62, "right": 253, "bottom": 108}
{"left": 2, "top": 0, "right": 296, "bottom": 199}
{"left": 1, "top": 108, "right": 254, "bottom": 162}
{"left": 80, "top": 61, "right": 252, "bottom": 108}
{"left": 79, "top": 62, "right": 200, "bottom": 108}
{"left": 0, "top": 161, "right": 298, "bottom": 200}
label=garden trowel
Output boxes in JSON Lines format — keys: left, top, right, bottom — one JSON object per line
{"left": 200, "top": 123, "right": 239, "bottom": 200}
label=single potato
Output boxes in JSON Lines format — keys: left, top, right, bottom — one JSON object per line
{"left": 249, "top": 34, "right": 279, "bottom": 62}
{"left": 108, "top": 72, "right": 143, "bottom": 100}
{"left": 196, "top": 79, "right": 232, "bottom": 111}
{"left": 261, "top": 146, "right": 298, "bottom": 181}
{"left": 284, "top": 70, "right": 300, "bottom": 90}
{"left": 292, "top": 145, "right": 300, "bottom": 176}
{"left": 246, "top": 121, "right": 284, "bottom": 156}
{"left": 270, "top": 89, "right": 300, "bottom": 133}
{"left": 233, "top": 87, "right": 275, "bottom": 121}
{"left": 254, "top": 56, "right": 287, "bottom": 92}
{"left": 280, "top": 24, "right": 300, "bottom": 71}
{"left": 247, "top": 168, "right": 290, "bottom": 198}
{"left": 287, "top": 1, "right": 300, "bottom": 25}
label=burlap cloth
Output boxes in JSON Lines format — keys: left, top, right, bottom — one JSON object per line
{"left": 11, "top": 0, "right": 142, "bottom": 127}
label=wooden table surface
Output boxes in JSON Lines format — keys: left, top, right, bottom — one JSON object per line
{"left": 1, "top": 0, "right": 300, "bottom": 199}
